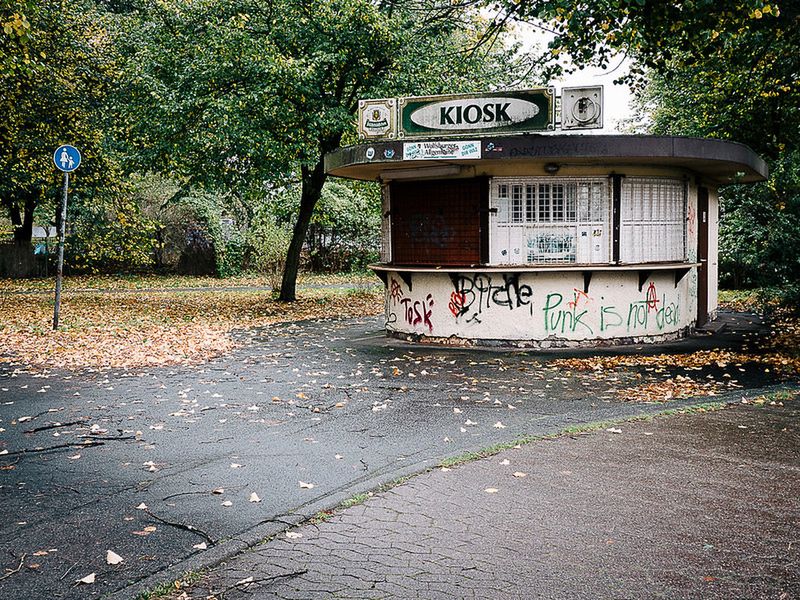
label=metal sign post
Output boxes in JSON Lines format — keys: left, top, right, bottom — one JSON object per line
{"left": 52, "top": 145, "right": 81, "bottom": 330}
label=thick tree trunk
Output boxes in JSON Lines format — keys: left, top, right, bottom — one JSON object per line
{"left": 279, "top": 159, "right": 327, "bottom": 301}
{"left": 7, "top": 194, "right": 36, "bottom": 245}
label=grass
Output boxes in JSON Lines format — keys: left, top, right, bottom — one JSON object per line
{"left": 0, "top": 271, "right": 381, "bottom": 293}
{"left": 0, "top": 276, "right": 383, "bottom": 370}
{"left": 136, "top": 570, "right": 205, "bottom": 600}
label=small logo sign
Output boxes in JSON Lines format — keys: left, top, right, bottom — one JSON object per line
{"left": 358, "top": 98, "right": 396, "bottom": 139}
{"left": 53, "top": 145, "right": 81, "bottom": 172}
{"left": 384, "top": 149, "right": 395, "bottom": 159}
{"left": 365, "top": 147, "right": 376, "bottom": 160}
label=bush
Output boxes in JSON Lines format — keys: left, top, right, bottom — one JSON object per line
{"left": 246, "top": 208, "right": 292, "bottom": 289}
{"left": 719, "top": 150, "right": 800, "bottom": 292}
{"left": 267, "top": 180, "right": 380, "bottom": 273}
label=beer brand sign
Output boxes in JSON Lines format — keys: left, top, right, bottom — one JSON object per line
{"left": 357, "top": 89, "right": 555, "bottom": 141}
{"left": 358, "top": 98, "right": 396, "bottom": 139}
{"left": 399, "top": 89, "right": 553, "bottom": 138}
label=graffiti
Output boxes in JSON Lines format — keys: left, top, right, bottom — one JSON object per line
{"left": 399, "top": 294, "right": 434, "bottom": 332}
{"left": 385, "top": 272, "right": 684, "bottom": 339}
{"left": 409, "top": 215, "right": 453, "bottom": 249}
{"left": 527, "top": 232, "right": 575, "bottom": 262}
{"left": 568, "top": 289, "right": 592, "bottom": 310}
{"left": 543, "top": 292, "right": 594, "bottom": 335}
{"left": 451, "top": 273, "right": 533, "bottom": 323}
{"left": 449, "top": 291, "right": 467, "bottom": 317}
{"left": 390, "top": 278, "right": 404, "bottom": 303}
{"left": 687, "top": 205, "right": 697, "bottom": 236}
{"left": 593, "top": 282, "right": 681, "bottom": 333}
{"left": 645, "top": 282, "right": 660, "bottom": 312}
{"left": 600, "top": 306, "right": 624, "bottom": 331}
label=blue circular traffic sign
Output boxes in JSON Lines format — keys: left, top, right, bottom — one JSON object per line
{"left": 53, "top": 145, "right": 81, "bottom": 172}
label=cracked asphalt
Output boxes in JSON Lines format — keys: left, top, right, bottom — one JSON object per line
{"left": 179, "top": 400, "right": 800, "bottom": 600}
{"left": 0, "top": 311, "right": 796, "bottom": 599}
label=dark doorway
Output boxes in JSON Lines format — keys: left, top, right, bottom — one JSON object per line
{"left": 696, "top": 187, "right": 709, "bottom": 327}
{"left": 390, "top": 179, "right": 482, "bottom": 265}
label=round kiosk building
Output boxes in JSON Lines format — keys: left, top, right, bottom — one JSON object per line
{"left": 325, "top": 90, "right": 767, "bottom": 347}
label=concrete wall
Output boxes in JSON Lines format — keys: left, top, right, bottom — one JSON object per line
{"left": 382, "top": 269, "right": 691, "bottom": 346}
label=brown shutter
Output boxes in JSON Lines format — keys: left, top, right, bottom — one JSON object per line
{"left": 390, "top": 179, "right": 481, "bottom": 265}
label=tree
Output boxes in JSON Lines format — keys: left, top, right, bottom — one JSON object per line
{"left": 122, "top": 0, "right": 531, "bottom": 299}
{"left": 0, "top": 0, "right": 122, "bottom": 244}
{"left": 486, "top": 1, "right": 789, "bottom": 88}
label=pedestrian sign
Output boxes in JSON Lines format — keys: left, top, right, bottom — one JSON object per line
{"left": 53, "top": 145, "right": 81, "bottom": 172}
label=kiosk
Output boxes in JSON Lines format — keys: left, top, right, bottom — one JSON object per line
{"left": 325, "top": 89, "right": 767, "bottom": 347}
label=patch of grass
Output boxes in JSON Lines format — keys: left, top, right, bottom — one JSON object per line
{"left": 340, "top": 492, "right": 371, "bottom": 509}
{"left": 747, "top": 388, "right": 799, "bottom": 406}
{"left": 136, "top": 570, "right": 205, "bottom": 600}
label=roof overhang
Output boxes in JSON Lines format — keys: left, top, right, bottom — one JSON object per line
{"left": 325, "top": 135, "right": 768, "bottom": 185}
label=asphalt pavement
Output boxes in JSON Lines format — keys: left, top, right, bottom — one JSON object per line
{"left": 0, "top": 311, "right": 795, "bottom": 599}
{"left": 176, "top": 399, "right": 800, "bottom": 599}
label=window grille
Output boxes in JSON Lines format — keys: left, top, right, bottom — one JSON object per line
{"left": 491, "top": 178, "right": 610, "bottom": 264}
{"left": 620, "top": 177, "right": 686, "bottom": 262}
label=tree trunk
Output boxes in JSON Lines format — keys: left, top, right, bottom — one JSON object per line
{"left": 279, "top": 159, "right": 327, "bottom": 301}
{"left": 11, "top": 194, "right": 36, "bottom": 245}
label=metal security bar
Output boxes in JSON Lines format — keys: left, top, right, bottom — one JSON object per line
{"left": 620, "top": 177, "right": 686, "bottom": 263}
{"left": 491, "top": 178, "right": 610, "bottom": 264}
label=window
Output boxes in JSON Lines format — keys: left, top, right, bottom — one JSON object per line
{"left": 491, "top": 178, "right": 610, "bottom": 264}
{"left": 621, "top": 178, "right": 685, "bottom": 262}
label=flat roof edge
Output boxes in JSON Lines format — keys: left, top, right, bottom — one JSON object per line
{"left": 325, "top": 134, "right": 768, "bottom": 184}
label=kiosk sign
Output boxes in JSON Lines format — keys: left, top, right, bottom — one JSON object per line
{"left": 398, "top": 89, "right": 554, "bottom": 138}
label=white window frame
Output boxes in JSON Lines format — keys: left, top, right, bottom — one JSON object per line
{"left": 490, "top": 177, "right": 611, "bottom": 265}
{"left": 620, "top": 177, "right": 686, "bottom": 263}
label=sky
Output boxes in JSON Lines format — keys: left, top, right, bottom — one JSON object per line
{"left": 515, "top": 23, "right": 636, "bottom": 131}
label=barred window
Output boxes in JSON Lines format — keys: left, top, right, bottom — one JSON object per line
{"left": 491, "top": 178, "right": 610, "bottom": 265}
{"left": 621, "top": 178, "right": 686, "bottom": 262}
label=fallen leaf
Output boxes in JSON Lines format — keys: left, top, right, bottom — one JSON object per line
{"left": 230, "top": 463, "right": 242, "bottom": 469}
{"left": 192, "top": 542, "right": 207, "bottom": 550}
{"left": 298, "top": 481, "right": 314, "bottom": 489}
{"left": 249, "top": 492, "right": 261, "bottom": 503}
{"left": 484, "top": 488, "right": 499, "bottom": 494}
{"left": 285, "top": 531, "right": 302, "bottom": 539}
{"left": 106, "top": 550, "right": 123, "bottom": 565}
{"left": 212, "top": 488, "right": 225, "bottom": 495}
{"left": 235, "top": 576, "right": 254, "bottom": 586}
{"left": 77, "top": 573, "right": 96, "bottom": 585}
{"left": 606, "top": 427, "right": 622, "bottom": 434}
{"left": 135, "top": 503, "right": 148, "bottom": 510}
{"left": 67, "top": 454, "right": 81, "bottom": 460}
{"left": 499, "top": 459, "right": 510, "bottom": 466}
{"left": 513, "top": 472, "right": 527, "bottom": 478}
{"left": 493, "top": 421, "right": 506, "bottom": 429}
{"left": 221, "top": 500, "right": 233, "bottom": 507}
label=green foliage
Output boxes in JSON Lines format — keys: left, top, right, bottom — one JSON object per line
{"left": 497, "top": 1, "right": 787, "bottom": 88}
{"left": 719, "top": 151, "right": 800, "bottom": 290}
{"left": 121, "top": 0, "right": 532, "bottom": 298}
{"left": 270, "top": 181, "right": 381, "bottom": 273}
{"left": 1, "top": 0, "right": 124, "bottom": 243}
{"left": 64, "top": 191, "right": 159, "bottom": 273}
{"left": 246, "top": 217, "right": 292, "bottom": 289}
